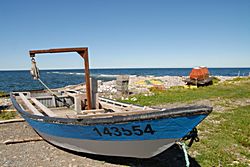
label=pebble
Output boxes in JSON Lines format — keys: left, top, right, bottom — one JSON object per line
{"left": 232, "top": 161, "right": 239, "bottom": 164}
{"left": 104, "top": 76, "right": 233, "bottom": 95}
{"left": 130, "top": 97, "right": 137, "bottom": 101}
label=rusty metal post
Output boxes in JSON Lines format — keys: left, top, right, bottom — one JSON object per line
{"left": 78, "top": 49, "right": 92, "bottom": 110}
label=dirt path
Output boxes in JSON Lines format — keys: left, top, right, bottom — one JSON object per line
{"left": 0, "top": 121, "right": 201, "bottom": 167}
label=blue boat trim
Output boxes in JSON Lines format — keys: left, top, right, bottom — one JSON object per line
{"left": 24, "top": 114, "right": 207, "bottom": 141}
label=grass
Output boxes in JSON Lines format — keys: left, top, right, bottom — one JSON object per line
{"left": 0, "top": 91, "right": 6, "bottom": 97}
{"left": 190, "top": 105, "right": 250, "bottom": 166}
{"left": 0, "top": 91, "right": 15, "bottom": 120}
{"left": 121, "top": 77, "right": 250, "bottom": 166}
{"left": 122, "top": 77, "right": 250, "bottom": 106}
{"left": 0, "top": 111, "right": 17, "bottom": 120}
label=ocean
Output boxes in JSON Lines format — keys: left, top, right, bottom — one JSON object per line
{"left": 0, "top": 68, "right": 249, "bottom": 93}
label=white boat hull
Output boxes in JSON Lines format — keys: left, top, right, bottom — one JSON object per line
{"left": 39, "top": 131, "right": 177, "bottom": 158}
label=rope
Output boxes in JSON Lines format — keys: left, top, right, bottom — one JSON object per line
{"left": 177, "top": 142, "right": 190, "bottom": 167}
{"left": 30, "top": 58, "right": 70, "bottom": 108}
{"left": 37, "top": 78, "right": 55, "bottom": 95}
{"left": 37, "top": 79, "right": 70, "bottom": 108}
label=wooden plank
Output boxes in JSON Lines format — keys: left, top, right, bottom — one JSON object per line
{"left": 35, "top": 95, "right": 68, "bottom": 99}
{"left": 0, "top": 118, "right": 25, "bottom": 124}
{"left": 90, "top": 78, "right": 98, "bottom": 109}
{"left": 30, "top": 98, "right": 57, "bottom": 117}
{"left": 100, "top": 102, "right": 126, "bottom": 112}
{"left": 3, "top": 137, "right": 43, "bottom": 145}
{"left": 77, "top": 108, "right": 158, "bottom": 118}
{"left": 29, "top": 47, "right": 88, "bottom": 56}
{"left": 99, "top": 97, "right": 144, "bottom": 109}
{"left": 65, "top": 91, "right": 87, "bottom": 113}
{"left": 79, "top": 109, "right": 106, "bottom": 114}
{"left": 19, "top": 93, "right": 43, "bottom": 116}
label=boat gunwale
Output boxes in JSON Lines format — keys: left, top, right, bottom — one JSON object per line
{"left": 10, "top": 93, "right": 212, "bottom": 126}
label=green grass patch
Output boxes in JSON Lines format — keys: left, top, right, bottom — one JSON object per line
{"left": 212, "top": 77, "right": 220, "bottom": 84}
{"left": 0, "top": 91, "right": 7, "bottom": 97}
{"left": 122, "top": 78, "right": 250, "bottom": 106}
{"left": 0, "top": 111, "right": 17, "bottom": 120}
{"left": 225, "top": 76, "right": 250, "bottom": 83}
{"left": 190, "top": 105, "right": 250, "bottom": 166}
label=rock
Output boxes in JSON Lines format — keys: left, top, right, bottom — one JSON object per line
{"left": 131, "top": 97, "right": 137, "bottom": 101}
{"left": 232, "top": 161, "right": 239, "bottom": 164}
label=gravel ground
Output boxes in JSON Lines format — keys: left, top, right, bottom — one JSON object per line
{"left": 0, "top": 121, "right": 201, "bottom": 167}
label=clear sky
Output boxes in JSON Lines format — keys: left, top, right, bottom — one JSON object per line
{"left": 0, "top": 0, "right": 249, "bottom": 70}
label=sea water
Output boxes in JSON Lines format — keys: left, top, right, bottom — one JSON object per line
{"left": 0, "top": 68, "right": 249, "bottom": 92}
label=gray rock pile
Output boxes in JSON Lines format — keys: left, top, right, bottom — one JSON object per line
{"left": 61, "top": 75, "right": 236, "bottom": 100}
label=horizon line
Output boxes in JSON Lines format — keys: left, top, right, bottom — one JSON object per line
{"left": 1, "top": 66, "right": 250, "bottom": 71}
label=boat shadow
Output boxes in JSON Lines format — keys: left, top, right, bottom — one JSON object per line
{"left": 58, "top": 143, "right": 201, "bottom": 167}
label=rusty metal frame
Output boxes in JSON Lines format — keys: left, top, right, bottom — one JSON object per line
{"left": 29, "top": 47, "right": 92, "bottom": 110}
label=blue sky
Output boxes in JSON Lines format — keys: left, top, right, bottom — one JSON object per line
{"left": 0, "top": 0, "right": 249, "bottom": 70}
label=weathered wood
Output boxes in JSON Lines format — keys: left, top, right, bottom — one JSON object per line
{"left": 100, "top": 102, "right": 128, "bottom": 112}
{"left": 90, "top": 78, "right": 98, "bottom": 109}
{"left": 75, "top": 95, "right": 83, "bottom": 113}
{"left": 77, "top": 105, "right": 158, "bottom": 118}
{"left": 29, "top": 48, "right": 88, "bottom": 56}
{"left": 3, "top": 137, "right": 43, "bottom": 145}
{"left": 76, "top": 109, "right": 158, "bottom": 118}
{"left": 65, "top": 92, "right": 86, "bottom": 113}
{"left": 50, "top": 108, "right": 76, "bottom": 118}
{"left": 19, "top": 93, "right": 43, "bottom": 116}
{"left": 0, "top": 109, "right": 17, "bottom": 112}
{"left": 36, "top": 95, "right": 68, "bottom": 99}
{"left": 30, "top": 98, "right": 57, "bottom": 117}
{"left": 78, "top": 109, "right": 106, "bottom": 114}
{"left": 0, "top": 118, "right": 25, "bottom": 124}
{"left": 99, "top": 97, "right": 144, "bottom": 109}
{"left": 116, "top": 75, "right": 129, "bottom": 95}
{"left": 51, "top": 95, "right": 56, "bottom": 107}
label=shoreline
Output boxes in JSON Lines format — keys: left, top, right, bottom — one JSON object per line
{"left": 0, "top": 75, "right": 239, "bottom": 94}
{"left": 0, "top": 75, "right": 242, "bottom": 109}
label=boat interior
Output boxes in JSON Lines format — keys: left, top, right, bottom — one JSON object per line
{"left": 12, "top": 90, "right": 158, "bottom": 119}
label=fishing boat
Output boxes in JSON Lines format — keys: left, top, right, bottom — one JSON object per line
{"left": 11, "top": 47, "right": 212, "bottom": 158}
